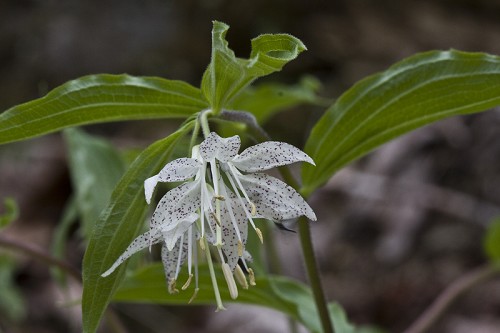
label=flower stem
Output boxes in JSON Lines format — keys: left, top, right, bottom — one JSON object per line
{"left": 199, "top": 109, "right": 213, "bottom": 138}
{"left": 403, "top": 263, "right": 500, "bottom": 333}
{"left": 298, "top": 216, "right": 334, "bottom": 333}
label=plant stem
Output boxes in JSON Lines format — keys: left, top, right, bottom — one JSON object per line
{"left": 298, "top": 216, "right": 334, "bottom": 333}
{"left": 0, "top": 235, "right": 81, "bottom": 281}
{"left": 403, "top": 263, "right": 500, "bottom": 333}
{"left": 198, "top": 109, "right": 213, "bottom": 138}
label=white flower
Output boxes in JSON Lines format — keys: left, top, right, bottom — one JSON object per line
{"left": 101, "top": 131, "right": 317, "bottom": 308}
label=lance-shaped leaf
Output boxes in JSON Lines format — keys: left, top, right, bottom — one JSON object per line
{"left": 81, "top": 122, "right": 193, "bottom": 333}
{"left": 0, "top": 74, "right": 207, "bottom": 145}
{"left": 201, "top": 21, "right": 306, "bottom": 111}
{"left": 302, "top": 50, "right": 500, "bottom": 196}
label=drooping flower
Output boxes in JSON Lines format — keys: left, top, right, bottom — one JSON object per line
{"left": 101, "top": 130, "right": 317, "bottom": 309}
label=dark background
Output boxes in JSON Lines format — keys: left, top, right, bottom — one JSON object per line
{"left": 1, "top": 0, "right": 500, "bottom": 332}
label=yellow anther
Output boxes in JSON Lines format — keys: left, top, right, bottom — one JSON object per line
{"left": 222, "top": 263, "right": 238, "bottom": 300}
{"left": 237, "top": 240, "right": 244, "bottom": 257}
{"left": 168, "top": 278, "right": 179, "bottom": 294}
{"left": 188, "top": 288, "right": 200, "bottom": 304}
{"left": 250, "top": 202, "right": 257, "bottom": 216}
{"left": 215, "top": 195, "right": 226, "bottom": 201}
{"left": 182, "top": 274, "right": 193, "bottom": 290}
{"left": 255, "top": 227, "right": 263, "bottom": 243}
{"left": 234, "top": 266, "right": 249, "bottom": 289}
{"left": 248, "top": 268, "right": 256, "bottom": 286}
{"left": 199, "top": 238, "right": 206, "bottom": 251}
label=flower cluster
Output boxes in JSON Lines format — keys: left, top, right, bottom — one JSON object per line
{"left": 102, "top": 132, "right": 316, "bottom": 309}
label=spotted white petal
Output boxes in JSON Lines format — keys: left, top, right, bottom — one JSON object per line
{"left": 232, "top": 141, "right": 315, "bottom": 172}
{"left": 209, "top": 185, "right": 249, "bottom": 271}
{"left": 161, "top": 238, "right": 189, "bottom": 293}
{"left": 162, "top": 212, "right": 199, "bottom": 251}
{"left": 150, "top": 180, "right": 202, "bottom": 229}
{"left": 200, "top": 132, "right": 241, "bottom": 162}
{"left": 101, "top": 229, "right": 163, "bottom": 277}
{"left": 144, "top": 175, "right": 160, "bottom": 204}
{"left": 239, "top": 173, "right": 317, "bottom": 221}
{"left": 158, "top": 157, "right": 202, "bottom": 182}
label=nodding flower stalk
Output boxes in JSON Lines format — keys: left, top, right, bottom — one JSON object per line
{"left": 102, "top": 112, "right": 317, "bottom": 310}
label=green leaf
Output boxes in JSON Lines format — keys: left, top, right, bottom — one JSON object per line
{"left": 113, "top": 263, "right": 323, "bottom": 333}
{"left": 329, "top": 302, "right": 356, "bottom": 333}
{"left": 484, "top": 218, "right": 500, "bottom": 262}
{"left": 0, "top": 74, "right": 207, "bottom": 145}
{"left": 81, "top": 122, "right": 194, "bottom": 333}
{"left": 201, "top": 21, "right": 307, "bottom": 111}
{"left": 0, "top": 197, "right": 19, "bottom": 229}
{"left": 63, "top": 128, "right": 126, "bottom": 240}
{"left": 230, "top": 76, "right": 329, "bottom": 123}
{"left": 302, "top": 50, "right": 500, "bottom": 196}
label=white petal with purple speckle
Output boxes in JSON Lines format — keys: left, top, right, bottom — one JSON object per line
{"left": 232, "top": 141, "right": 315, "bottom": 172}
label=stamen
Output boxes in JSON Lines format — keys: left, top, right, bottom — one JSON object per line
{"left": 218, "top": 182, "right": 243, "bottom": 245}
{"left": 168, "top": 278, "right": 179, "bottom": 294}
{"left": 225, "top": 167, "right": 260, "bottom": 234}
{"left": 248, "top": 268, "right": 256, "bottom": 286}
{"left": 234, "top": 266, "right": 249, "bottom": 289}
{"left": 237, "top": 240, "right": 243, "bottom": 257}
{"left": 215, "top": 225, "right": 223, "bottom": 248}
{"left": 255, "top": 227, "right": 264, "bottom": 243}
{"left": 215, "top": 195, "right": 226, "bottom": 201}
{"left": 222, "top": 263, "right": 238, "bottom": 300}
{"left": 188, "top": 288, "right": 200, "bottom": 304}
{"left": 199, "top": 238, "right": 206, "bottom": 251}
{"left": 203, "top": 238, "right": 225, "bottom": 311}
{"left": 182, "top": 274, "right": 193, "bottom": 290}
{"left": 187, "top": 226, "right": 193, "bottom": 275}
{"left": 174, "top": 234, "right": 184, "bottom": 280}
{"left": 250, "top": 202, "right": 257, "bottom": 216}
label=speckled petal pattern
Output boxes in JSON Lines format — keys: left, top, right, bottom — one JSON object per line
{"left": 232, "top": 141, "right": 315, "bottom": 172}
{"left": 158, "top": 157, "right": 202, "bottom": 182}
{"left": 239, "top": 173, "right": 317, "bottom": 221}
{"left": 101, "top": 229, "right": 162, "bottom": 277}
{"left": 150, "top": 180, "right": 202, "bottom": 229}
{"left": 200, "top": 132, "right": 241, "bottom": 162}
{"left": 162, "top": 213, "right": 199, "bottom": 251}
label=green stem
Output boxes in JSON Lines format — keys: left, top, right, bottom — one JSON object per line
{"left": 403, "top": 263, "right": 500, "bottom": 333}
{"left": 199, "top": 109, "right": 213, "bottom": 138}
{"left": 189, "top": 119, "right": 201, "bottom": 151}
{"left": 298, "top": 217, "right": 334, "bottom": 333}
